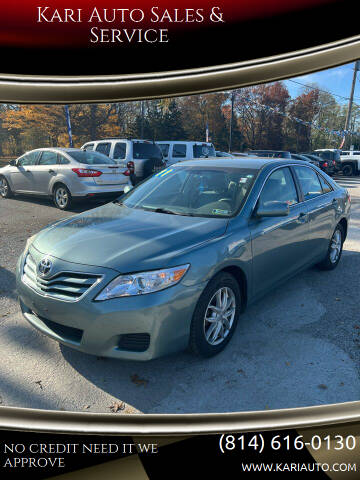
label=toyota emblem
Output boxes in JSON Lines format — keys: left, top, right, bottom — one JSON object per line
{"left": 38, "top": 257, "right": 53, "bottom": 277}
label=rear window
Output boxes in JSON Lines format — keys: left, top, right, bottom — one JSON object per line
{"left": 316, "top": 150, "right": 341, "bottom": 161}
{"left": 193, "top": 144, "right": 216, "bottom": 158}
{"left": 133, "top": 142, "right": 162, "bottom": 160}
{"left": 68, "top": 151, "right": 116, "bottom": 165}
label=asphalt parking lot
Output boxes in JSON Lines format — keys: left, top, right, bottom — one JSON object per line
{"left": 1, "top": 178, "right": 360, "bottom": 414}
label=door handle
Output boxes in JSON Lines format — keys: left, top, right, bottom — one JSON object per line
{"left": 297, "top": 212, "right": 308, "bottom": 223}
{"left": 48, "top": 169, "right": 56, "bottom": 174}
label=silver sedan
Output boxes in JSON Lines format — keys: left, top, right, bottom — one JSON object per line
{"left": 0, "top": 148, "right": 130, "bottom": 210}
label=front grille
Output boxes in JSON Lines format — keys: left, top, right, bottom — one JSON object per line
{"left": 117, "top": 333, "right": 150, "bottom": 352}
{"left": 22, "top": 252, "right": 101, "bottom": 302}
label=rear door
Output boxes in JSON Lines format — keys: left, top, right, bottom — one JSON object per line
{"left": 32, "top": 150, "right": 59, "bottom": 193}
{"left": 293, "top": 165, "right": 337, "bottom": 260}
{"left": 250, "top": 166, "right": 310, "bottom": 297}
{"left": 112, "top": 142, "right": 127, "bottom": 168}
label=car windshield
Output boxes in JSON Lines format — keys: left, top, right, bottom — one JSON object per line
{"left": 68, "top": 151, "right": 116, "bottom": 165}
{"left": 120, "top": 166, "right": 257, "bottom": 217}
{"left": 133, "top": 142, "right": 162, "bottom": 160}
{"left": 193, "top": 144, "right": 216, "bottom": 158}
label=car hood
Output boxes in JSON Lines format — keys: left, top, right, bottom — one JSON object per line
{"left": 32, "top": 202, "right": 228, "bottom": 272}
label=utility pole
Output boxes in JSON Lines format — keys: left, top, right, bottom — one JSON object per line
{"left": 344, "top": 60, "right": 360, "bottom": 149}
{"left": 228, "top": 90, "right": 235, "bottom": 152}
{"left": 140, "top": 101, "right": 144, "bottom": 138}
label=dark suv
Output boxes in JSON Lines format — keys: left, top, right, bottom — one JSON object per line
{"left": 313, "top": 149, "right": 342, "bottom": 174}
{"left": 300, "top": 153, "right": 336, "bottom": 175}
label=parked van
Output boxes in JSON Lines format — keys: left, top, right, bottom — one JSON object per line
{"left": 81, "top": 138, "right": 165, "bottom": 184}
{"left": 156, "top": 141, "right": 216, "bottom": 165}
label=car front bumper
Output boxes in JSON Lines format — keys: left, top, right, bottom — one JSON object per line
{"left": 16, "top": 250, "right": 205, "bottom": 360}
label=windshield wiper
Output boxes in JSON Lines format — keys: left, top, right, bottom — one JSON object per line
{"left": 153, "top": 208, "right": 182, "bottom": 215}
{"left": 147, "top": 207, "right": 195, "bottom": 216}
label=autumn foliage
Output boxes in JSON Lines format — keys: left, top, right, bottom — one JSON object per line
{"left": 0, "top": 82, "right": 354, "bottom": 157}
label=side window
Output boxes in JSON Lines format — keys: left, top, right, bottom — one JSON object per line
{"left": 113, "top": 142, "right": 126, "bottom": 160}
{"left": 18, "top": 152, "right": 39, "bottom": 166}
{"left": 158, "top": 144, "right": 169, "bottom": 158}
{"left": 259, "top": 167, "right": 298, "bottom": 208}
{"left": 318, "top": 174, "right": 333, "bottom": 194}
{"left": 95, "top": 142, "right": 111, "bottom": 156}
{"left": 38, "top": 151, "right": 58, "bottom": 165}
{"left": 57, "top": 154, "right": 70, "bottom": 165}
{"left": 83, "top": 144, "right": 94, "bottom": 151}
{"left": 172, "top": 144, "right": 187, "bottom": 158}
{"left": 294, "top": 166, "right": 323, "bottom": 200}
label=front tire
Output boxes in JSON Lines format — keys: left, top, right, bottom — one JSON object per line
{"left": 342, "top": 164, "right": 354, "bottom": 176}
{"left": 189, "top": 272, "right": 241, "bottom": 357}
{"left": 0, "top": 176, "right": 13, "bottom": 198}
{"left": 317, "top": 223, "right": 344, "bottom": 270}
{"left": 53, "top": 184, "right": 72, "bottom": 210}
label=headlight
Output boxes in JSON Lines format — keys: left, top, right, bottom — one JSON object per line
{"left": 25, "top": 234, "right": 36, "bottom": 252}
{"left": 94, "top": 264, "right": 190, "bottom": 301}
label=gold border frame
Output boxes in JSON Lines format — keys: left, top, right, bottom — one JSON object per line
{"left": 1, "top": 34, "right": 360, "bottom": 434}
{"left": 1, "top": 402, "right": 360, "bottom": 434}
{"left": 0, "top": 35, "right": 360, "bottom": 103}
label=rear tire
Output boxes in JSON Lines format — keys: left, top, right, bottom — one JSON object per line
{"left": 53, "top": 184, "right": 72, "bottom": 210}
{"left": 342, "top": 163, "right": 354, "bottom": 176}
{"left": 189, "top": 272, "right": 241, "bottom": 357}
{"left": 317, "top": 223, "right": 344, "bottom": 270}
{"left": 0, "top": 176, "right": 13, "bottom": 198}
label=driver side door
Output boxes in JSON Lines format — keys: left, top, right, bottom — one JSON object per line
{"left": 8, "top": 151, "right": 40, "bottom": 192}
{"left": 250, "top": 166, "right": 311, "bottom": 298}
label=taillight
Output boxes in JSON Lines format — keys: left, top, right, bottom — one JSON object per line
{"left": 127, "top": 161, "right": 135, "bottom": 172}
{"left": 123, "top": 170, "right": 131, "bottom": 176}
{"left": 323, "top": 162, "right": 328, "bottom": 168}
{"left": 72, "top": 168, "right": 102, "bottom": 177}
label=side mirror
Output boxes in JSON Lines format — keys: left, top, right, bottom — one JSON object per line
{"left": 9, "top": 159, "right": 17, "bottom": 166}
{"left": 256, "top": 201, "right": 290, "bottom": 218}
{"left": 123, "top": 185, "right": 133, "bottom": 194}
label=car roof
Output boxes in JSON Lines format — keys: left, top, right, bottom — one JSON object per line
{"left": 171, "top": 156, "right": 311, "bottom": 170}
{"left": 156, "top": 140, "right": 213, "bottom": 144}
{"left": 83, "top": 139, "right": 152, "bottom": 143}
{"left": 249, "top": 149, "right": 290, "bottom": 153}
{"left": 30, "top": 147, "right": 82, "bottom": 152}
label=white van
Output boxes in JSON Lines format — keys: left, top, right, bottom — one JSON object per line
{"left": 156, "top": 141, "right": 216, "bottom": 165}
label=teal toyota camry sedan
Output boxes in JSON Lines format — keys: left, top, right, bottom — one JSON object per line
{"left": 16, "top": 157, "right": 350, "bottom": 360}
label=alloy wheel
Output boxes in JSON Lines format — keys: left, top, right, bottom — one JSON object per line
{"left": 0, "top": 178, "right": 8, "bottom": 197}
{"left": 203, "top": 287, "right": 236, "bottom": 345}
{"left": 330, "top": 229, "right": 342, "bottom": 264}
{"left": 55, "top": 187, "right": 68, "bottom": 208}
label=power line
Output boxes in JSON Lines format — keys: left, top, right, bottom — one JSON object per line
{"left": 285, "top": 79, "right": 360, "bottom": 105}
